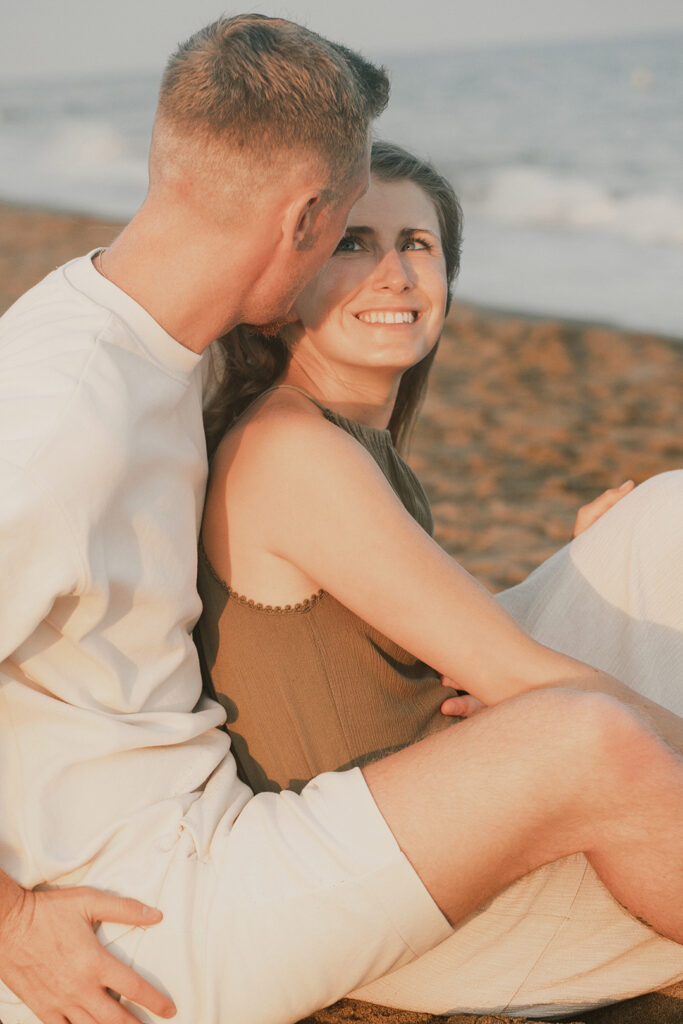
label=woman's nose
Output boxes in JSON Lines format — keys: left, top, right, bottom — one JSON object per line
{"left": 372, "top": 249, "right": 413, "bottom": 291}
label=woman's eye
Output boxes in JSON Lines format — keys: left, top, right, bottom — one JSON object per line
{"left": 403, "top": 235, "right": 432, "bottom": 252}
{"left": 335, "top": 234, "right": 363, "bottom": 253}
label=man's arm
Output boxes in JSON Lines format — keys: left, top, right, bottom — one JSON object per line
{"left": 440, "top": 670, "right": 683, "bottom": 756}
{"left": 0, "top": 463, "right": 175, "bottom": 1022}
{"left": 0, "top": 867, "right": 176, "bottom": 1022}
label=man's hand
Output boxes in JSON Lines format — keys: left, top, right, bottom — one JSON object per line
{"left": 0, "top": 883, "right": 176, "bottom": 1024}
{"left": 573, "top": 480, "right": 634, "bottom": 538}
{"left": 440, "top": 677, "right": 487, "bottom": 718}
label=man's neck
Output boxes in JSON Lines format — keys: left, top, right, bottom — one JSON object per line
{"left": 95, "top": 206, "right": 253, "bottom": 354}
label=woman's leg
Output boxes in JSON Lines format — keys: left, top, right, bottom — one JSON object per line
{"left": 496, "top": 470, "right": 683, "bottom": 715}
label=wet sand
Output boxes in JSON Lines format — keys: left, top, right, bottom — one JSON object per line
{"left": 1, "top": 201, "right": 681, "bottom": 1024}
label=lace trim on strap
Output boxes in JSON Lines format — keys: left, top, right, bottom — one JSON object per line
{"left": 226, "top": 587, "right": 326, "bottom": 614}
{"left": 199, "top": 539, "right": 325, "bottom": 613}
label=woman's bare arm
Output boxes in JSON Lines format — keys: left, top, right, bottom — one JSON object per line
{"left": 207, "top": 402, "right": 682, "bottom": 753}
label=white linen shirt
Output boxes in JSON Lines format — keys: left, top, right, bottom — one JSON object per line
{"left": 0, "top": 254, "right": 251, "bottom": 894}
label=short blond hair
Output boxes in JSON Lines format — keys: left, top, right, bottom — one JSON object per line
{"left": 156, "top": 14, "right": 389, "bottom": 187}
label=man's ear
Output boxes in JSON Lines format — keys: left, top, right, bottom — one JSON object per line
{"left": 285, "top": 193, "right": 322, "bottom": 252}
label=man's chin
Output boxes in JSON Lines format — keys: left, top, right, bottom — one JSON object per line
{"left": 244, "top": 315, "right": 296, "bottom": 338}
{"left": 244, "top": 317, "right": 290, "bottom": 337}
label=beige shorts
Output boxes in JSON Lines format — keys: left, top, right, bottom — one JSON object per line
{"left": 114, "top": 767, "right": 449, "bottom": 1024}
{"left": 110, "top": 767, "right": 683, "bottom": 1024}
{"left": 2, "top": 765, "right": 682, "bottom": 1024}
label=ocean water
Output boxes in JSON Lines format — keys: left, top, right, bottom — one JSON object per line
{"left": 0, "top": 32, "right": 681, "bottom": 337}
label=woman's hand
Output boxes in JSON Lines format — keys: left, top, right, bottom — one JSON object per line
{"left": 440, "top": 677, "right": 487, "bottom": 718}
{"left": 573, "top": 480, "right": 634, "bottom": 538}
{"left": 0, "top": 882, "right": 176, "bottom": 1024}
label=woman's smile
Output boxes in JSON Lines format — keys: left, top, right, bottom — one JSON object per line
{"left": 288, "top": 175, "right": 448, "bottom": 383}
{"left": 354, "top": 309, "right": 419, "bottom": 325}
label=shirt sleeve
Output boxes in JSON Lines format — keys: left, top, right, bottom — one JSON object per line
{"left": 0, "top": 458, "right": 83, "bottom": 664}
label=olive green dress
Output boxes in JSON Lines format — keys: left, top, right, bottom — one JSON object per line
{"left": 194, "top": 390, "right": 457, "bottom": 794}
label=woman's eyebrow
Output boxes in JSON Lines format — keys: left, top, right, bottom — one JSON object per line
{"left": 399, "top": 226, "right": 439, "bottom": 238}
{"left": 344, "top": 225, "right": 439, "bottom": 237}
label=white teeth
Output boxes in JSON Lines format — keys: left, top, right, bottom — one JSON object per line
{"left": 357, "top": 310, "right": 417, "bottom": 324}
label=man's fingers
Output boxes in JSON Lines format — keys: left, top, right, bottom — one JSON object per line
{"left": 67, "top": 990, "right": 161, "bottom": 1024}
{"left": 103, "top": 950, "right": 176, "bottom": 1019}
{"left": 0, "top": 886, "right": 170, "bottom": 1024}
{"left": 81, "top": 890, "right": 163, "bottom": 928}
{"left": 440, "top": 696, "right": 466, "bottom": 716}
{"left": 65, "top": 1006, "right": 103, "bottom": 1024}
{"left": 440, "top": 678, "right": 485, "bottom": 718}
{"left": 441, "top": 694, "right": 484, "bottom": 718}
{"left": 93, "top": 990, "right": 172, "bottom": 1024}
{"left": 440, "top": 675, "right": 460, "bottom": 689}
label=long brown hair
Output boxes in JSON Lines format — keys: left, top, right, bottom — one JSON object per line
{"left": 204, "top": 141, "right": 463, "bottom": 456}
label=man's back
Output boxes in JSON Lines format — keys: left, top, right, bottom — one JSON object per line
{"left": 0, "top": 255, "right": 248, "bottom": 898}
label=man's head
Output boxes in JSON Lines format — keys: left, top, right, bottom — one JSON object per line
{"left": 153, "top": 14, "right": 388, "bottom": 193}
{"left": 139, "top": 15, "right": 390, "bottom": 341}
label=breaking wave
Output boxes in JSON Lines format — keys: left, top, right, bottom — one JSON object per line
{"left": 472, "top": 166, "right": 683, "bottom": 245}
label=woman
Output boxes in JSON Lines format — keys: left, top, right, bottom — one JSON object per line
{"left": 196, "top": 140, "right": 679, "bottom": 790}
{"left": 194, "top": 141, "right": 683, "bottom": 1016}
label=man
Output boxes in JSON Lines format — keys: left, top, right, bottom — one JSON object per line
{"left": 0, "top": 14, "right": 681, "bottom": 1024}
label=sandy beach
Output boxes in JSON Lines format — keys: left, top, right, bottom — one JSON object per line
{"left": 1, "top": 201, "right": 681, "bottom": 1024}
{"left": 2, "top": 200, "right": 681, "bottom": 596}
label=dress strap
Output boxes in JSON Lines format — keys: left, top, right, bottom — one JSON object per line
{"left": 223, "top": 384, "right": 329, "bottom": 438}
{"left": 257, "top": 384, "right": 329, "bottom": 414}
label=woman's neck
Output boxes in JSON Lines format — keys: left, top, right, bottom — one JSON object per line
{"left": 282, "top": 357, "right": 400, "bottom": 430}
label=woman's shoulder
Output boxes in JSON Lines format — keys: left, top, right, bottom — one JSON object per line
{"left": 204, "top": 383, "right": 396, "bottom": 572}
{"left": 209, "top": 388, "right": 375, "bottom": 511}
{"left": 214, "top": 387, "right": 354, "bottom": 469}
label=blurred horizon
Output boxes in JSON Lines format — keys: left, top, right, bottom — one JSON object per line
{"left": 1, "top": 25, "right": 680, "bottom": 86}
{"left": 2, "top": 29, "right": 681, "bottom": 337}
{"left": 2, "top": 0, "right": 683, "bottom": 80}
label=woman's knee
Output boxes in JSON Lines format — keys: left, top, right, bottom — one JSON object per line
{"left": 633, "top": 469, "right": 683, "bottom": 503}
{"left": 572, "top": 469, "right": 682, "bottom": 560}
{"left": 623, "top": 470, "right": 683, "bottom": 548}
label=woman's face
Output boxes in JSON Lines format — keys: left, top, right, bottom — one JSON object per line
{"left": 290, "top": 176, "right": 448, "bottom": 379}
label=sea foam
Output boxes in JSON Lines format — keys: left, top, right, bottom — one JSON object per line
{"left": 476, "top": 166, "right": 683, "bottom": 245}
{"left": 1, "top": 34, "right": 681, "bottom": 337}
